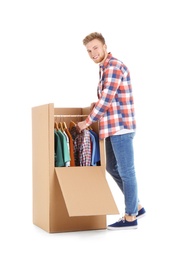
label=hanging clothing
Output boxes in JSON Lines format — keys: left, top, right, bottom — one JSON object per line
{"left": 54, "top": 130, "right": 64, "bottom": 167}
{"left": 64, "top": 127, "right": 75, "bottom": 166}
{"left": 89, "top": 131, "right": 96, "bottom": 166}
{"left": 62, "top": 130, "right": 70, "bottom": 167}
{"left": 89, "top": 130, "right": 100, "bottom": 166}
{"left": 54, "top": 120, "right": 100, "bottom": 167}
{"left": 54, "top": 129, "right": 70, "bottom": 166}
{"left": 70, "top": 126, "right": 91, "bottom": 166}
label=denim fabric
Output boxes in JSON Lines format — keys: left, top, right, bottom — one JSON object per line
{"left": 105, "top": 132, "right": 138, "bottom": 216}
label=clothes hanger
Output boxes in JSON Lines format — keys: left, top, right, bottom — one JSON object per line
{"left": 63, "top": 122, "right": 67, "bottom": 130}
{"left": 58, "top": 122, "right": 63, "bottom": 131}
{"left": 54, "top": 121, "right": 59, "bottom": 130}
{"left": 69, "top": 120, "right": 76, "bottom": 130}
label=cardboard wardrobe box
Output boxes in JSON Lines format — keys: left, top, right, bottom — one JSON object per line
{"left": 32, "top": 103, "right": 119, "bottom": 233}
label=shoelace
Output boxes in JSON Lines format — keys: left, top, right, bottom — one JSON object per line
{"left": 117, "top": 217, "right": 125, "bottom": 223}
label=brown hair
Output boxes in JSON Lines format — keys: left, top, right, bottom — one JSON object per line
{"left": 83, "top": 32, "right": 106, "bottom": 46}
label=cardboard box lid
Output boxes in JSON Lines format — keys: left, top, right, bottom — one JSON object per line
{"left": 55, "top": 167, "right": 119, "bottom": 217}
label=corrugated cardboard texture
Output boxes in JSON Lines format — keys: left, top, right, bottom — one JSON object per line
{"left": 55, "top": 167, "right": 119, "bottom": 216}
{"left": 32, "top": 104, "right": 53, "bottom": 231}
{"left": 32, "top": 103, "right": 119, "bottom": 233}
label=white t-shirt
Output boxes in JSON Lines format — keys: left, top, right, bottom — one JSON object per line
{"left": 113, "top": 128, "right": 135, "bottom": 135}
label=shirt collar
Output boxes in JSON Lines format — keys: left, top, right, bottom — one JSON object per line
{"left": 99, "top": 52, "right": 112, "bottom": 69}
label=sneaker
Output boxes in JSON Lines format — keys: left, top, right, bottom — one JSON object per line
{"left": 107, "top": 218, "right": 138, "bottom": 230}
{"left": 136, "top": 208, "right": 146, "bottom": 220}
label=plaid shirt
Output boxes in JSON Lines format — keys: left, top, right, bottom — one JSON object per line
{"left": 85, "top": 53, "right": 136, "bottom": 139}
{"left": 70, "top": 126, "right": 91, "bottom": 166}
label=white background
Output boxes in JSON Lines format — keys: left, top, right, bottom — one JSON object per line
{"left": 0, "top": 0, "right": 180, "bottom": 259}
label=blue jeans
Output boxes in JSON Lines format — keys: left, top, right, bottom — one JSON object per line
{"left": 105, "top": 132, "right": 138, "bottom": 216}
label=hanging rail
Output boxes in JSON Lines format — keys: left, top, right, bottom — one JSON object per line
{"left": 54, "top": 114, "right": 88, "bottom": 117}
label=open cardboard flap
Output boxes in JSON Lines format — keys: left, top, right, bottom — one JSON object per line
{"left": 55, "top": 167, "right": 119, "bottom": 217}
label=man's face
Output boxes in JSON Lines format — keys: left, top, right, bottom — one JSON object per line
{"left": 86, "top": 39, "right": 107, "bottom": 64}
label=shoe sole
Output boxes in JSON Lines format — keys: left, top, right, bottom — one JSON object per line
{"left": 136, "top": 213, "right": 146, "bottom": 220}
{"left": 107, "top": 225, "right": 138, "bottom": 230}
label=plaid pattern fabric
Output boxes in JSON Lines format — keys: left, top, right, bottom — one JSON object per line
{"left": 85, "top": 53, "right": 136, "bottom": 139}
{"left": 74, "top": 129, "right": 91, "bottom": 166}
{"left": 70, "top": 126, "right": 91, "bottom": 166}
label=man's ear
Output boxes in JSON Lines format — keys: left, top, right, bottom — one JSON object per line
{"left": 103, "top": 44, "right": 107, "bottom": 51}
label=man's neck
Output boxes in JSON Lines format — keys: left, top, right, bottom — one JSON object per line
{"left": 99, "top": 52, "right": 108, "bottom": 66}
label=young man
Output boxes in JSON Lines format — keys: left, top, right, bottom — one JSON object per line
{"left": 76, "top": 32, "right": 145, "bottom": 230}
